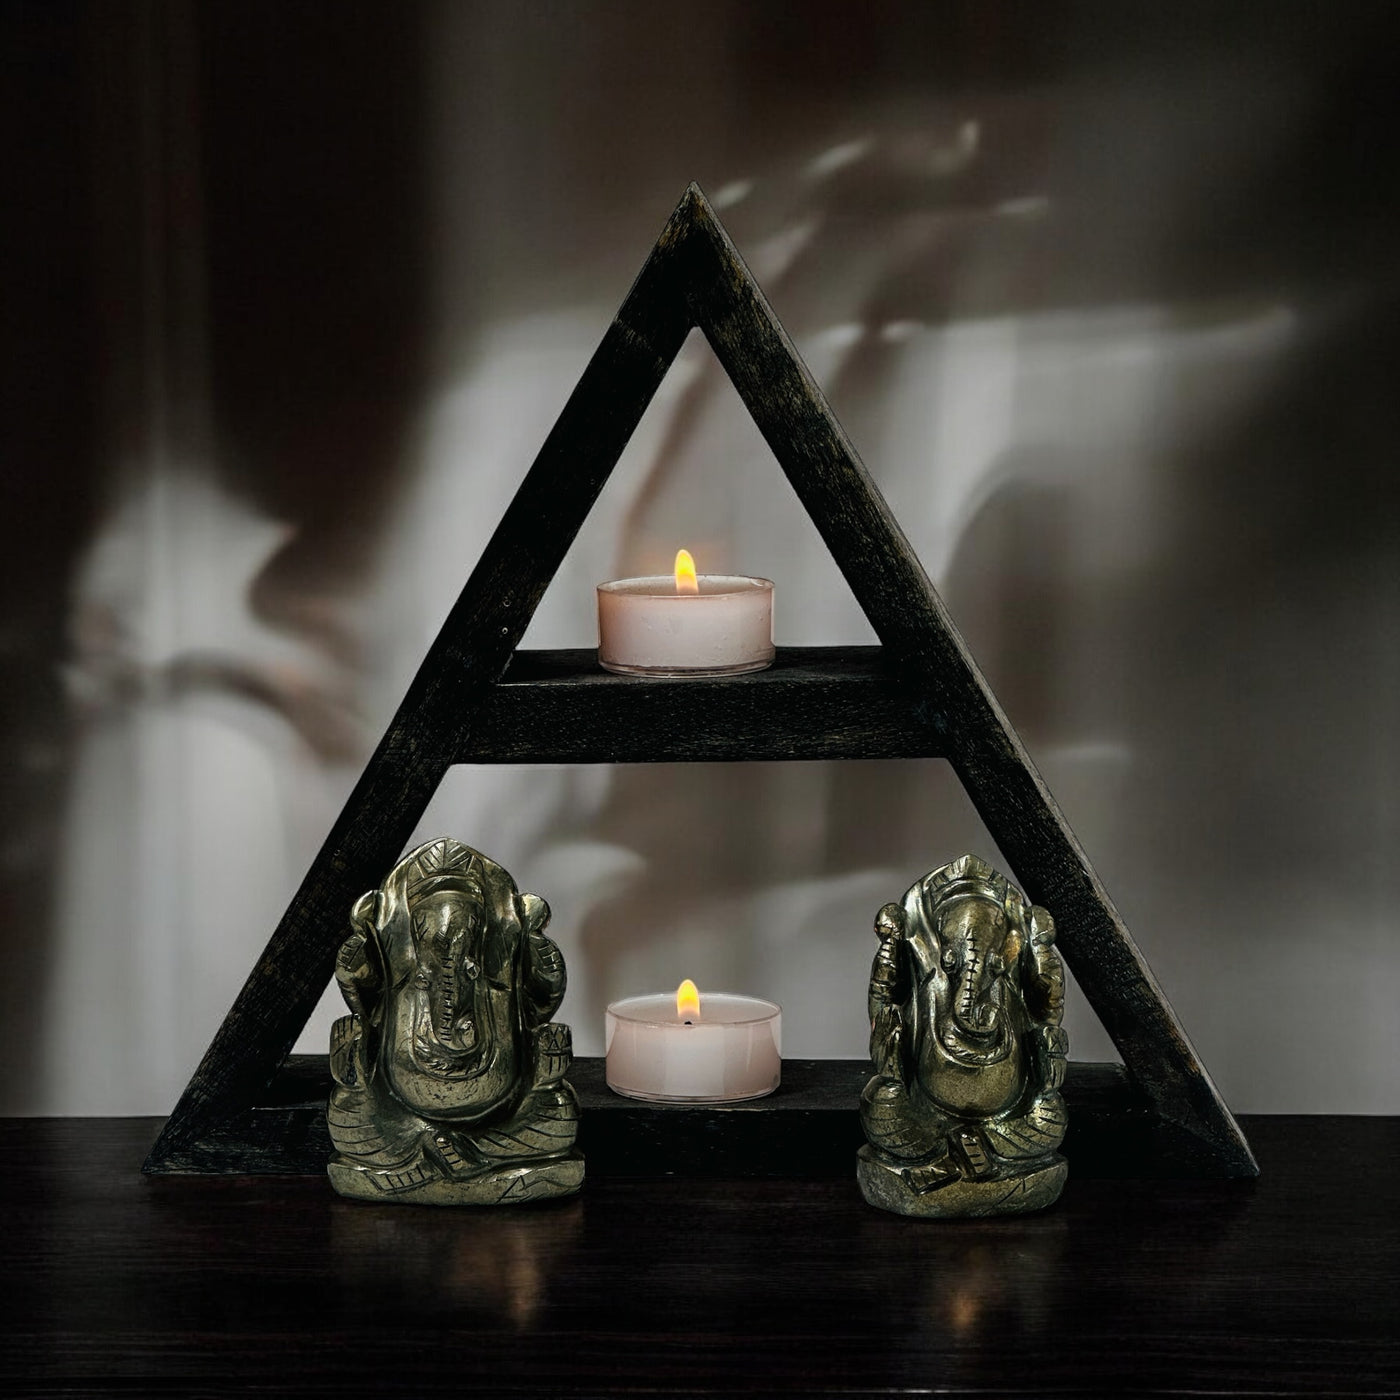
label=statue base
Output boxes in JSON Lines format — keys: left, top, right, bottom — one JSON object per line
{"left": 328, "top": 1151, "right": 584, "bottom": 1206}
{"left": 857, "top": 1145, "right": 1066, "bottom": 1219}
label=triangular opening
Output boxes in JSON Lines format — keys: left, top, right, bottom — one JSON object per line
{"left": 524, "top": 326, "right": 875, "bottom": 649}
{"left": 463, "top": 321, "right": 880, "bottom": 666}
{"left": 148, "top": 183, "right": 1253, "bottom": 1179}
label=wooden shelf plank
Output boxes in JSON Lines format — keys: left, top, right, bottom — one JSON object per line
{"left": 145, "top": 1055, "right": 1223, "bottom": 1181}
{"left": 461, "top": 646, "right": 947, "bottom": 764}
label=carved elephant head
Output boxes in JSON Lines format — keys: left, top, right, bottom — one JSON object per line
{"left": 933, "top": 891, "right": 1024, "bottom": 1055}
{"left": 900, "top": 854, "right": 1037, "bottom": 1117}
{"left": 338, "top": 839, "right": 552, "bottom": 1124}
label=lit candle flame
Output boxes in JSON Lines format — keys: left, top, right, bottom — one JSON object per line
{"left": 674, "top": 548, "right": 699, "bottom": 594}
{"left": 676, "top": 978, "right": 701, "bottom": 1021}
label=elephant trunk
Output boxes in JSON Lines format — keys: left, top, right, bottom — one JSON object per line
{"left": 434, "top": 965, "right": 460, "bottom": 1044}
{"left": 422, "top": 941, "right": 479, "bottom": 1054}
{"left": 952, "top": 952, "right": 1001, "bottom": 1038}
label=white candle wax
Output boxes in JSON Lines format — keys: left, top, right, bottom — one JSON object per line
{"left": 605, "top": 992, "right": 782, "bottom": 1103}
{"left": 597, "top": 575, "right": 774, "bottom": 677}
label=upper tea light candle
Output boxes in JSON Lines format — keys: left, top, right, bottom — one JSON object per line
{"left": 605, "top": 979, "right": 782, "bottom": 1103}
{"left": 597, "top": 549, "right": 774, "bottom": 677}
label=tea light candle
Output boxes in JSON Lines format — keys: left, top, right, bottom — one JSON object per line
{"left": 597, "top": 549, "right": 774, "bottom": 677}
{"left": 605, "top": 980, "right": 782, "bottom": 1103}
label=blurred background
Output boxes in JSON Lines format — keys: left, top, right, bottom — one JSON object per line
{"left": 5, "top": 0, "right": 1397, "bottom": 1115}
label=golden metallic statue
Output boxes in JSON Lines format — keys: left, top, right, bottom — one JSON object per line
{"left": 327, "top": 839, "right": 582, "bottom": 1204}
{"left": 858, "top": 854, "right": 1069, "bottom": 1217}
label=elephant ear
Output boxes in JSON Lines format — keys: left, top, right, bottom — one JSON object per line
{"left": 337, "top": 890, "right": 387, "bottom": 1025}
{"left": 1022, "top": 905, "right": 1066, "bottom": 1027}
{"left": 902, "top": 879, "right": 940, "bottom": 985}
{"left": 520, "top": 892, "right": 567, "bottom": 1028}
{"left": 519, "top": 892, "right": 550, "bottom": 935}
{"left": 1001, "top": 889, "right": 1027, "bottom": 966}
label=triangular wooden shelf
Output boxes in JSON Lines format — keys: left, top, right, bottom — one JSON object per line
{"left": 147, "top": 184, "right": 1256, "bottom": 1179}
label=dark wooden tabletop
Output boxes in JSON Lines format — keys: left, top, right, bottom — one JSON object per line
{"left": 4, "top": 1115, "right": 1397, "bottom": 1397}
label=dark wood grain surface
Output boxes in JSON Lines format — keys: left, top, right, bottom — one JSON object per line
{"left": 467, "top": 647, "right": 946, "bottom": 763}
{"left": 6, "top": 1116, "right": 1396, "bottom": 1397}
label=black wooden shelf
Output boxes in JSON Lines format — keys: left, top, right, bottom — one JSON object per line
{"left": 465, "top": 646, "right": 945, "bottom": 764}
{"left": 147, "top": 1052, "right": 1198, "bottom": 1176}
{"left": 146, "top": 183, "right": 1256, "bottom": 1182}
{"left": 148, "top": 1055, "right": 1217, "bottom": 1181}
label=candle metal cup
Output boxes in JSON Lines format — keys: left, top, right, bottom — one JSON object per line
{"left": 596, "top": 575, "right": 774, "bottom": 677}
{"left": 604, "top": 993, "right": 782, "bottom": 1103}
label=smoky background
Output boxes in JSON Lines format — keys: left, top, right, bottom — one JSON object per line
{"left": 5, "top": 0, "right": 1397, "bottom": 1114}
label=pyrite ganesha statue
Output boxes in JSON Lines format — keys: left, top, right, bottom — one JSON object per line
{"left": 327, "top": 838, "right": 583, "bottom": 1204}
{"left": 858, "top": 854, "right": 1069, "bottom": 1218}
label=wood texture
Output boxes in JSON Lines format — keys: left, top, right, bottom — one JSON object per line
{"left": 148, "top": 182, "right": 1253, "bottom": 1179}
{"left": 466, "top": 647, "right": 944, "bottom": 763}
{"left": 149, "top": 1055, "right": 1219, "bottom": 1181}
{"left": 10, "top": 1117, "right": 1397, "bottom": 1397}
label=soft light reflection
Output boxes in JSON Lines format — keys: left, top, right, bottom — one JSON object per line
{"left": 331, "top": 1200, "right": 582, "bottom": 1330}
{"left": 948, "top": 1289, "right": 981, "bottom": 1334}
{"left": 807, "top": 136, "right": 873, "bottom": 179}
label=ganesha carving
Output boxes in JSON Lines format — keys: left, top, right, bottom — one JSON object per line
{"left": 858, "top": 854, "right": 1069, "bottom": 1218}
{"left": 327, "top": 838, "right": 583, "bottom": 1205}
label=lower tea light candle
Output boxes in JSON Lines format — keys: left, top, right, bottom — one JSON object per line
{"left": 605, "top": 979, "right": 782, "bottom": 1103}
